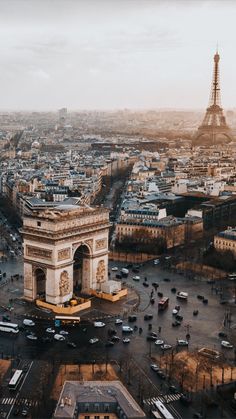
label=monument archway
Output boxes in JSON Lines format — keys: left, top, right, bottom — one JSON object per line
{"left": 34, "top": 267, "right": 46, "bottom": 298}
{"left": 22, "top": 205, "right": 110, "bottom": 305}
{"left": 73, "top": 244, "right": 91, "bottom": 291}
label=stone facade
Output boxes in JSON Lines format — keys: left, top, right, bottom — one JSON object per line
{"left": 22, "top": 205, "right": 110, "bottom": 304}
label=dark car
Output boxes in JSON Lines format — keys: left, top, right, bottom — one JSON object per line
{"left": 116, "top": 274, "right": 122, "bottom": 279}
{"left": 169, "top": 385, "right": 178, "bottom": 394}
{"left": 146, "top": 335, "right": 157, "bottom": 341}
{"left": 105, "top": 340, "right": 114, "bottom": 347}
{"left": 171, "top": 287, "right": 177, "bottom": 293}
{"left": 156, "top": 370, "right": 166, "bottom": 379}
{"left": 172, "top": 321, "right": 181, "bottom": 327}
{"left": 180, "top": 394, "right": 192, "bottom": 405}
{"left": 197, "top": 295, "right": 204, "bottom": 300}
{"left": 132, "top": 268, "right": 139, "bottom": 273}
{"left": 175, "top": 314, "right": 183, "bottom": 321}
{"left": 143, "top": 282, "right": 149, "bottom": 287}
{"left": 150, "top": 298, "right": 155, "bottom": 304}
{"left": 150, "top": 332, "right": 158, "bottom": 338}
{"left": 203, "top": 299, "right": 208, "bottom": 304}
{"left": 157, "top": 292, "right": 163, "bottom": 298}
{"left": 128, "top": 315, "right": 137, "bottom": 322}
{"left": 2, "top": 314, "right": 10, "bottom": 322}
{"left": 67, "top": 342, "right": 77, "bottom": 348}
{"left": 111, "top": 335, "right": 120, "bottom": 342}
{"left": 163, "top": 278, "right": 171, "bottom": 282}
{"left": 218, "top": 331, "right": 227, "bottom": 338}
{"left": 144, "top": 314, "right": 153, "bottom": 321}
{"left": 193, "top": 310, "right": 199, "bottom": 316}
{"left": 152, "top": 282, "right": 159, "bottom": 288}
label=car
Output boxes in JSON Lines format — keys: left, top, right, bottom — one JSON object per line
{"left": 132, "top": 268, "right": 140, "bottom": 273}
{"left": 197, "top": 295, "right": 204, "bottom": 300}
{"left": 161, "top": 344, "right": 172, "bottom": 350}
{"left": 67, "top": 341, "right": 77, "bottom": 348}
{"left": 155, "top": 339, "right": 164, "bottom": 345}
{"left": 143, "top": 282, "right": 149, "bottom": 287}
{"left": 144, "top": 314, "right": 153, "bottom": 320}
{"left": 26, "top": 334, "right": 37, "bottom": 340}
{"left": 105, "top": 340, "right": 114, "bottom": 347}
{"left": 193, "top": 310, "right": 199, "bottom": 316}
{"left": 177, "top": 339, "right": 189, "bottom": 346}
{"left": 128, "top": 315, "right": 137, "bottom": 322}
{"left": 150, "top": 298, "right": 155, "bottom": 304}
{"left": 175, "top": 314, "right": 183, "bottom": 322}
{"left": 133, "top": 276, "right": 140, "bottom": 281}
{"left": 221, "top": 340, "right": 233, "bottom": 349}
{"left": 149, "top": 332, "right": 158, "bottom": 338}
{"left": 116, "top": 274, "right": 122, "bottom": 279}
{"left": 203, "top": 299, "right": 208, "bottom": 304}
{"left": 2, "top": 315, "right": 10, "bottom": 322}
{"left": 180, "top": 394, "right": 192, "bottom": 405}
{"left": 122, "top": 326, "right": 133, "bottom": 333}
{"left": 111, "top": 267, "right": 118, "bottom": 271}
{"left": 94, "top": 321, "right": 105, "bottom": 328}
{"left": 146, "top": 335, "right": 158, "bottom": 341}
{"left": 157, "top": 292, "right": 163, "bottom": 298}
{"left": 123, "top": 338, "right": 130, "bottom": 344}
{"left": 172, "top": 321, "right": 181, "bottom": 327}
{"left": 59, "top": 330, "right": 69, "bottom": 335}
{"left": 21, "top": 408, "right": 29, "bottom": 417}
{"left": 23, "top": 319, "right": 35, "bottom": 326}
{"left": 115, "top": 318, "right": 123, "bottom": 325}
{"left": 111, "top": 335, "right": 120, "bottom": 342}
{"left": 153, "top": 259, "right": 160, "bottom": 265}
{"left": 218, "top": 331, "right": 227, "bottom": 338}
{"left": 169, "top": 385, "right": 178, "bottom": 394}
{"left": 46, "top": 328, "right": 55, "bottom": 333}
{"left": 152, "top": 282, "right": 159, "bottom": 288}
{"left": 171, "top": 287, "right": 177, "bottom": 293}
{"left": 156, "top": 370, "right": 166, "bottom": 379}
{"left": 54, "top": 334, "right": 65, "bottom": 341}
{"left": 220, "top": 300, "right": 228, "bottom": 305}
{"left": 89, "top": 337, "right": 99, "bottom": 344}
{"left": 163, "top": 278, "right": 170, "bottom": 282}
{"left": 193, "top": 413, "right": 203, "bottom": 419}
{"left": 172, "top": 309, "right": 178, "bottom": 315}
{"left": 150, "top": 364, "right": 159, "bottom": 371}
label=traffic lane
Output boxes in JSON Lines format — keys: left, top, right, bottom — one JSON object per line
{"left": 109, "top": 262, "right": 235, "bottom": 359}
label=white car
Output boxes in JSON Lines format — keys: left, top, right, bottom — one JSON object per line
{"left": 177, "top": 339, "right": 189, "bottom": 346}
{"left": 59, "top": 330, "right": 69, "bottom": 335}
{"left": 115, "top": 319, "right": 123, "bottom": 325}
{"left": 155, "top": 339, "right": 164, "bottom": 346}
{"left": 150, "top": 364, "right": 159, "bottom": 371}
{"left": 123, "top": 338, "right": 130, "bottom": 344}
{"left": 161, "top": 344, "right": 172, "bottom": 350}
{"left": 54, "top": 334, "right": 65, "bottom": 341}
{"left": 89, "top": 337, "right": 99, "bottom": 344}
{"left": 153, "top": 259, "right": 160, "bottom": 265}
{"left": 132, "top": 276, "right": 140, "bottom": 281}
{"left": 46, "top": 327, "right": 55, "bottom": 333}
{"left": 111, "top": 267, "right": 118, "bottom": 271}
{"left": 172, "top": 309, "right": 178, "bottom": 315}
{"left": 26, "top": 334, "right": 37, "bottom": 340}
{"left": 122, "top": 326, "right": 133, "bottom": 333}
{"left": 221, "top": 340, "right": 233, "bottom": 349}
{"left": 23, "top": 319, "right": 35, "bottom": 327}
{"left": 94, "top": 321, "right": 105, "bottom": 328}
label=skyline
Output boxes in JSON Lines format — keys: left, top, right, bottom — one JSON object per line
{"left": 1, "top": 0, "right": 236, "bottom": 111}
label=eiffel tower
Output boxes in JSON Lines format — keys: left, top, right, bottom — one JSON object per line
{"left": 194, "top": 50, "right": 234, "bottom": 144}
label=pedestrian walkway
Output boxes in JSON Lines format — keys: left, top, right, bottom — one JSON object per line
{"left": 0, "top": 397, "right": 38, "bottom": 407}
{"left": 144, "top": 392, "right": 183, "bottom": 407}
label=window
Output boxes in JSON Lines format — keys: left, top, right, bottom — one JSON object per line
{"left": 94, "top": 416, "right": 100, "bottom": 419}
{"left": 85, "top": 416, "right": 90, "bottom": 419}
{"left": 37, "top": 221, "right": 41, "bottom": 227}
{"left": 104, "top": 416, "right": 109, "bottom": 419}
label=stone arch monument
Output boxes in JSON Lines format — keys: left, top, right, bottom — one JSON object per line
{"left": 22, "top": 205, "right": 110, "bottom": 305}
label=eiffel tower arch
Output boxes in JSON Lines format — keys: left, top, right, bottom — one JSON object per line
{"left": 193, "top": 51, "right": 234, "bottom": 145}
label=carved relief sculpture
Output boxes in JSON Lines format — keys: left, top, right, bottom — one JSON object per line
{"left": 59, "top": 271, "right": 70, "bottom": 296}
{"left": 26, "top": 245, "right": 52, "bottom": 260}
{"left": 95, "top": 238, "right": 107, "bottom": 251}
{"left": 96, "top": 260, "right": 106, "bottom": 283}
{"left": 58, "top": 248, "right": 71, "bottom": 261}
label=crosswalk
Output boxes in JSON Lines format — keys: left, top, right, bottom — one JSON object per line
{"left": 144, "top": 393, "right": 182, "bottom": 407}
{"left": 0, "top": 397, "right": 38, "bottom": 407}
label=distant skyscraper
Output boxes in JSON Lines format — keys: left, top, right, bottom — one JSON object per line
{"left": 58, "top": 107, "right": 67, "bottom": 123}
{"left": 194, "top": 50, "right": 233, "bottom": 144}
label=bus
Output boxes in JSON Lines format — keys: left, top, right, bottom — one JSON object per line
{"left": 54, "top": 316, "right": 80, "bottom": 327}
{"left": 154, "top": 401, "right": 174, "bottom": 419}
{"left": 8, "top": 370, "right": 23, "bottom": 390}
{"left": 158, "top": 297, "right": 169, "bottom": 312}
{"left": 0, "top": 321, "right": 19, "bottom": 333}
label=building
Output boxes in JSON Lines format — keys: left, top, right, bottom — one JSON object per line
{"left": 214, "top": 227, "right": 236, "bottom": 258}
{"left": 53, "top": 380, "right": 146, "bottom": 419}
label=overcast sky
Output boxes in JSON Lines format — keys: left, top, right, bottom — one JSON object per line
{"left": 0, "top": 0, "right": 236, "bottom": 111}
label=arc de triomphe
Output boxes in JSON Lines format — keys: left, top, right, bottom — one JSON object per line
{"left": 22, "top": 205, "right": 111, "bottom": 305}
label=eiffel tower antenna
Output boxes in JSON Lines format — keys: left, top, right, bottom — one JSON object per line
{"left": 193, "top": 50, "right": 234, "bottom": 145}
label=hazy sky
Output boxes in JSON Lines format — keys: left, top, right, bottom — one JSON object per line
{"left": 0, "top": 0, "right": 236, "bottom": 111}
